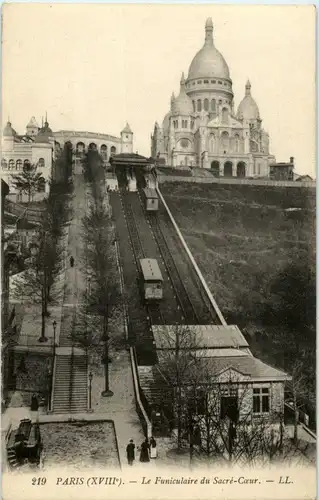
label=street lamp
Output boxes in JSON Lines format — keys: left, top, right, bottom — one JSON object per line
{"left": 88, "top": 371, "right": 93, "bottom": 411}
{"left": 53, "top": 320, "right": 57, "bottom": 356}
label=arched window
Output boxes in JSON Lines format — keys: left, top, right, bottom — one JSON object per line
{"left": 221, "top": 131, "right": 229, "bottom": 151}
{"left": 110, "top": 146, "right": 116, "bottom": 156}
{"left": 210, "top": 134, "right": 216, "bottom": 153}
{"left": 224, "top": 161, "right": 233, "bottom": 177}
{"left": 211, "top": 161, "right": 220, "bottom": 177}
{"left": 24, "top": 159, "right": 31, "bottom": 168}
{"left": 211, "top": 99, "right": 216, "bottom": 112}
{"left": 38, "top": 158, "right": 45, "bottom": 168}
{"left": 190, "top": 121, "right": 194, "bottom": 129}
{"left": 204, "top": 98, "right": 209, "bottom": 111}
{"left": 76, "top": 142, "right": 85, "bottom": 154}
{"left": 197, "top": 100, "right": 202, "bottom": 112}
{"left": 16, "top": 159, "right": 22, "bottom": 170}
{"left": 1, "top": 159, "right": 8, "bottom": 170}
{"left": 221, "top": 108, "right": 229, "bottom": 124}
{"left": 237, "top": 162, "right": 246, "bottom": 178}
{"left": 192, "top": 101, "right": 196, "bottom": 112}
{"left": 100, "top": 144, "right": 108, "bottom": 159}
{"left": 8, "top": 160, "right": 14, "bottom": 170}
{"left": 88, "top": 143, "right": 97, "bottom": 151}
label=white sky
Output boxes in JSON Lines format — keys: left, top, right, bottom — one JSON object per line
{"left": 2, "top": 4, "right": 316, "bottom": 176}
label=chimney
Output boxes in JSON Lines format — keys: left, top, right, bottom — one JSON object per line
{"left": 290, "top": 157, "right": 294, "bottom": 164}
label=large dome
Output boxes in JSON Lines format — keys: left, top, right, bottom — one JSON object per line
{"left": 188, "top": 18, "right": 230, "bottom": 80}
{"left": 237, "top": 80, "right": 260, "bottom": 120}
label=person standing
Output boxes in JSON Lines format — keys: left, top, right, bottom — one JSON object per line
{"left": 139, "top": 439, "right": 150, "bottom": 463}
{"left": 149, "top": 436, "right": 157, "bottom": 459}
{"left": 126, "top": 439, "right": 135, "bottom": 466}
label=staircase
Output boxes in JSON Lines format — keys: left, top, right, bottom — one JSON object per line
{"left": 6, "top": 448, "right": 19, "bottom": 469}
{"left": 52, "top": 354, "right": 88, "bottom": 414}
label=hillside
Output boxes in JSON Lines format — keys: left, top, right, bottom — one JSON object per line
{"left": 160, "top": 182, "right": 316, "bottom": 424}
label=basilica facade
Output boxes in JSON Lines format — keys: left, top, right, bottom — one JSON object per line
{"left": 151, "top": 18, "right": 275, "bottom": 178}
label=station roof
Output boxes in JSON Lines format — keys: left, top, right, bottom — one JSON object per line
{"left": 152, "top": 324, "right": 249, "bottom": 350}
{"left": 143, "top": 187, "right": 157, "bottom": 198}
{"left": 140, "top": 258, "right": 163, "bottom": 281}
{"left": 110, "top": 153, "right": 153, "bottom": 168}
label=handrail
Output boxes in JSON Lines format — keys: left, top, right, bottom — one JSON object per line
{"left": 157, "top": 187, "right": 227, "bottom": 326}
{"left": 129, "top": 346, "right": 152, "bottom": 439}
{"left": 49, "top": 351, "right": 57, "bottom": 413}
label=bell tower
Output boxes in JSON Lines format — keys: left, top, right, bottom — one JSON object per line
{"left": 121, "top": 123, "right": 133, "bottom": 154}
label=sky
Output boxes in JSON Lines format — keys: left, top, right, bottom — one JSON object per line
{"left": 2, "top": 4, "right": 316, "bottom": 176}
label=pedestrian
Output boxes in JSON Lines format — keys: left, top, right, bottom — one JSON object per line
{"left": 30, "top": 393, "right": 39, "bottom": 412}
{"left": 149, "top": 436, "right": 157, "bottom": 459}
{"left": 126, "top": 439, "right": 135, "bottom": 466}
{"left": 139, "top": 439, "right": 150, "bottom": 463}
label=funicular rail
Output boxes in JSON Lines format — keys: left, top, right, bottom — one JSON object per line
{"left": 120, "top": 190, "right": 163, "bottom": 358}
{"left": 146, "top": 211, "right": 199, "bottom": 324}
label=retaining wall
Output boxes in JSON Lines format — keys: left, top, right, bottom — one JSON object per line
{"left": 157, "top": 175, "right": 316, "bottom": 189}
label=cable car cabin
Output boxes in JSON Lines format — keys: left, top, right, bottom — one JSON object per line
{"left": 140, "top": 258, "right": 163, "bottom": 301}
{"left": 144, "top": 173, "right": 158, "bottom": 190}
{"left": 6, "top": 419, "right": 42, "bottom": 469}
{"left": 126, "top": 172, "right": 137, "bottom": 192}
{"left": 105, "top": 172, "right": 118, "bottom": 192}
{"left": 142, "top": 187, "right": 159, "bottom": 212}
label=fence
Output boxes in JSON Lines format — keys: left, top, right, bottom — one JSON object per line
{"left": 157, "top": 174, "right": 316, "bottom": 189}
{"left": 130, "top": 346, "right": 152, "bottom": 439}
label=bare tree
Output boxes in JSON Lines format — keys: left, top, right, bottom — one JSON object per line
{"left": 80, "top": 154, "right": 121, "bottom": 396}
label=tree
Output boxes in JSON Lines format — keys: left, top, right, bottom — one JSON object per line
{"left": 11, "top": 189, "right": 66, "bottom": 341}
{"left": 79, "top": 153, "right": 121, "bottom": 396}
{"left": 11, "top": 163, "right": 46, "bottom": 202}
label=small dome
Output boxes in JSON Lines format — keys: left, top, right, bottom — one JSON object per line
{"left": 27, "top": 116, "right": 39, "bottom": 128}
{"left": 172, "top": 74, "right": 193, "bottom": 116}
{"left": 162, "top": 112, "right": 171, "bottom": 132}
{"left": 188, "top": 19, "right": 230, "bottom": 80}
{"left": 237, "top": 80, "right": 260, "bottom": 120}
{"left": 3, "top": 121, "right": 16, "bottom": 137}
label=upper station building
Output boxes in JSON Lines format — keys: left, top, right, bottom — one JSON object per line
{"left": 1, "top": 116, "right": 134, "bottom": 200}
{"left": 151, "top": 18, "right": 276, "bottom": 178}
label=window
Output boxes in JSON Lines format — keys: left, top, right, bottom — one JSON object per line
{"left": 38, "top": 158, "right": 45, "bottom": 168}
{"left": 184, "top": 120, "right": 188, "bottom": 129}
{"left": 197, "top": 80, "right": 202, "bottom": 84}
{"left": 190, "top": 121, "right": 194, "bottom": 129}
{"left": 8, "top": 160, "right": 14, "bottom": 170}
{"left": 1, "top": 159, "right": 8, "bottom": 169}
{"left": 257, "top": 163, "right": 261, "bottom": 175}
{"left": 192, "top": 100, "right": 196, "bottom": 112}
{"left": 219, "top": 100, "right": 222, "bottom": 105}
{"left": 218, "top": 80, "right": 222, "bottom": 85}
{"left": 211, "top": 99, "right": 216, "bottom": 112}
{"left": 221, "top": 108, "right": 229, "bottom": 123}
{"left": 212, "top": 80, "right": 216, "bottom": 84}
{"left": 253, "top": 387, "right": 270, "bottom": 413}
{"left": 24, "top": 159, "right": 31, "bottom": 168}
{"left": 204, "top": 98, "right": 209, "bottom": 111}
{"left": 204, "top": 79, "right": 209, "bottom": 84}
{"left": 16, "top": 159, "right": 22, "bottom": 170}
{"left": 197, "top": 100, "right": 202, "bottom": 112}
{"left": 180, "top": 139, "right": 189, "bottom": 149}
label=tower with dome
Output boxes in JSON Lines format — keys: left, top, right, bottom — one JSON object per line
{"left": 151, "top": 18, "right": 275, "bottom": 177}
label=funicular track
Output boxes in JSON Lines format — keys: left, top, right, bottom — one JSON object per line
{"left": 144, "top": 206, "right": 199, "bottom": 324}
{"left": 160, "top": 209, "right": 222, "bottom": 325}
{"left": 111, "top": 191, "right": 155, "bottom": 365}
{"left": 120, "top": 190, "right": 165, "bottom": 326}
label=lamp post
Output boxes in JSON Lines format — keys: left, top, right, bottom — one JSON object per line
{"left": 53, "top": 320, "right": 57, "bottom": 356}
{"left": 88, "top": 277, "right": 91, "bottom": 296}
{"left": 88, "top": 371, "right": 93, "bottom": 411}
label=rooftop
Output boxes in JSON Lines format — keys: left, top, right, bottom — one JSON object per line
{"left": 152, "top": 324, "right": 249, "bottom": 350}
